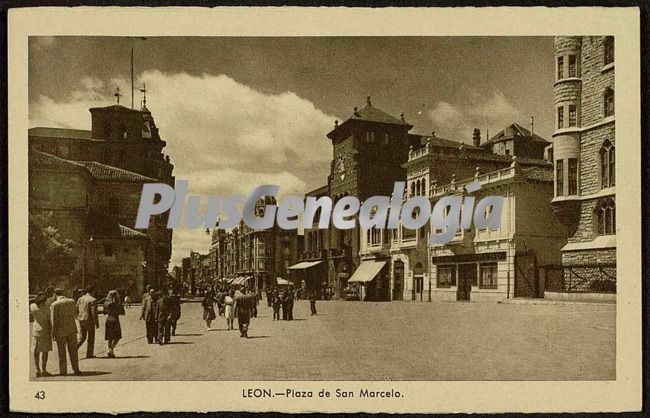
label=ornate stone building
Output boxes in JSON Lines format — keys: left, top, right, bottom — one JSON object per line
{"left": 307, "top": 97, "right": 423, "bottom": 299}
{"left": 359, "top": 124, "right": 557, "bottom": 302}
{"left": 209, "top": 197, "right": 298, "bottom": 290}
{"left": 550, "top": 36, "right": 616, "bottom": 297}
{"left": 29, "top": 101, "right": 174, "bottom": 291}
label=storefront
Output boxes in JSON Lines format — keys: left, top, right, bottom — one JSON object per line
{"left": 287, "top": 260, "right": 327, "bottom": 292}
{"left": 430, "top": 251, "right": 508, "bottom": 302}
{"left": 348, "top": 259, "right": 390, "bottom": 301}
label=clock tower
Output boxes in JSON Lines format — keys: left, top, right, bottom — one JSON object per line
{"left": 324, "top": 97, "right": 418, "bottom": 296}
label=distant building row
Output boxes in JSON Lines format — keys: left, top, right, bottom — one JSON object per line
{"left": 182, "top": 36, "right": 616, "bottom": 302}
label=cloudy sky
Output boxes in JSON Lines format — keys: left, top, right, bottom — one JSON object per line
{"left": 29, "top": 36, "right": 554, "bottom": 267}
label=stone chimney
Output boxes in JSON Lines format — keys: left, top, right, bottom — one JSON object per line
{"left": 472, "top": 128, "right": 481, "bottom": 147}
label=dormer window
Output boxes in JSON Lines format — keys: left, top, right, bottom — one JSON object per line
{"left": 604, "top": 36, "right": 614, "bottom": 65}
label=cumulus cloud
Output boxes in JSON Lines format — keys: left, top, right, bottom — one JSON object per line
{"left": 428, "top": 91, "right": 521, "bottom": 142}
{"left": 30, "top": 71, "right": 338, "bottom": 267}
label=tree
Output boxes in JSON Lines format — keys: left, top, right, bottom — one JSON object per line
{"left": 29, "top": 213, "right": 78, "bottom": 291}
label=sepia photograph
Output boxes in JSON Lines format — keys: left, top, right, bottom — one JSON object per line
{"left": 8, "top": 6, "right": 642, "bottom": 414}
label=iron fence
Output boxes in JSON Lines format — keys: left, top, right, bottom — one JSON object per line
{"left": 542, "top": 263, "right": 616, "bottom": 293}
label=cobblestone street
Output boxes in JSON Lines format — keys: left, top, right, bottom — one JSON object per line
{"left": 31, "top": 299, "right": 616, "bottom": 381}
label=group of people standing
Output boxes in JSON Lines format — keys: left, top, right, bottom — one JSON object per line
{"left": 202, "top": 285, "right": 260, "bottom": 338}
{"left": 140, "top": 285, "right": 182, "bottom": 345}
{"left": 30, "top": 285, "right": 126, "bottom": 377}
{"left": 266, "top": 286, "right": 319, "bottom": 319}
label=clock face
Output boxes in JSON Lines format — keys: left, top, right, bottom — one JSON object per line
{"left": 335, "top": 155, "right": 346, "bottom": 180}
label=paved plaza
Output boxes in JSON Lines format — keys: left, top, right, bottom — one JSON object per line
{"left": 30, "top": 299, "right": 616, "bottom": 381}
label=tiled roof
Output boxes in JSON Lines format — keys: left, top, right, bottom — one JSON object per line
{"left": 410, "top": 133, "right": 482, "bottom": 150}
{"left": 119, "top": 224, "right": 149, "bottom": 239}
{"left": 87, "top": 212, "right": 150, "bottom": 239}
{"left": 30, "top": 149, "right": 87, "bottom": 170}
{"left": 348, "top": 103, "right": 411, "bottom": 126}
{"left": 521, "top": 166, "right": 554, "bottom": 182}
{"left": 29, "top": 127, "right": 94, "bottom": 140}
{"left": 31, "top": 149, "right": 156, "bottom": 183}
{"left": 79, "top": 161, "right": 157, "bottom": 183}
{"left": 483, "top": 122, "right": 550, "bottom": 145}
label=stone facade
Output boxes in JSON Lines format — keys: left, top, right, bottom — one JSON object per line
{"left": 551, "top": 36, "right": 616, "bottom": 291}
{"left": 29, "top": 103, "right": 175, "bottom": 288}
{"left": 29, "top": 149, "right": 151, "bottom": 300}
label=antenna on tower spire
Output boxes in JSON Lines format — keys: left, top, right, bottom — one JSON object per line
{"left": 140, "top": 82, "right": 147, "bottom": 109}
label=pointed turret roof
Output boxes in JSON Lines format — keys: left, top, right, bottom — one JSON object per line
{"left": 482, "top": 122, "right": 549, "bottom": 146}
{"left": 327, "top": 97, "right": 412, "bottom": 140}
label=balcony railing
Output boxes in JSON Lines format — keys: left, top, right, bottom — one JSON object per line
{"left": 430, "top": 165, "right": 517, "bottom": 197}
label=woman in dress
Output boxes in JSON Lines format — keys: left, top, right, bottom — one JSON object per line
{"left": 104, "top": 289, "right": 125, "bottom": 358}
{"left": 224, "top": 289, "right": 235, "bottom": 330}
{"left": 202, "top": 289, "right": 217, "bottom": 330}
{"left": 30, "top": 292, "right": 52, "bottom": 377}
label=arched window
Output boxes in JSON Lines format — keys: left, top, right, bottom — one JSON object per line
{"left": 421, "top": 178, "right": 427, "bottom": 196}
{"left": 410, "top": 182, "right": 415, "bottom": 197}
{"left": 604, "top": 88, "right": 615, "bottom": 117}
{"left": 600, "top": 140, "right": 615, "bottom": 188}
{"left": 596, "top": 198, "right": 615, "bottom": 236}
{"left": 415, "top": 180, "right": 421, "bottom": 196}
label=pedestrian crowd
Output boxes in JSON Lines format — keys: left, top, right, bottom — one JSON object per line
{"left": 31, "top": 281, "right": 320, "bottom": 377}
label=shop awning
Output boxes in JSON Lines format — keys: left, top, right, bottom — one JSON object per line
{"left": 348, "top": 260, "right": 386, "bottom": 283}
{"left": 276, "top": 277, "right": 289, "bottom": 285}
{"left": 232, "top": 276, "right": 252, "bottom": 285}
{"left": 287, "top": 260, "right": 324, "bottom": 270}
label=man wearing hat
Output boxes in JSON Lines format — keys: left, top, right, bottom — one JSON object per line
{"left": 50, "top": 288, "right": 81, "bottom": 375}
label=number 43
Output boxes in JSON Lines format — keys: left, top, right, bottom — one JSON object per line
{"left": 34, "top": 391, "right": 45, "bottom": 400}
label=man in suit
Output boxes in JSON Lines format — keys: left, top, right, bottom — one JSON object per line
{"left": 156, "top": 290, "right": 172, "bottom": 345}
{"left": 287, "top": 286, "right": 295, "bottom": 321}
{"left": 50, "top": 288, "right": 81, "bottom": 376}
{"left": 309, "top": 290, "right": 317, "bottom": 316}
{"left": 234, "top": 289, "right": 253, "bottom": 338}
{"left": 140, "top": 287, "right": 157, "bottom": 344}
{"left": 169, "top": 287, "right": 182, "bottom": 336}
{"left": 76, "top": 285, "right": 99, "bottom": 358}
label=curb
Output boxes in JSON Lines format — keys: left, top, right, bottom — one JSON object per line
{"left": 499, "top": 299, "right": 616, "bottom": 306}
